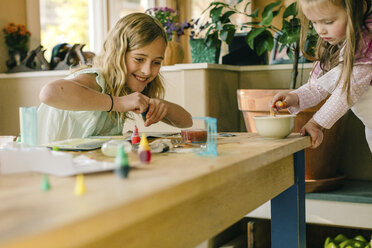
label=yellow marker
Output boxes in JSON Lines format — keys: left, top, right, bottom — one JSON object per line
{"left": 139, "top": 133, "right": 150, "bottom": 151}
{"left": 138, "top": 133, "right": 151, "bottom": 164}
{"left": 74, "top": 174, "right": 86, "bottom": 196}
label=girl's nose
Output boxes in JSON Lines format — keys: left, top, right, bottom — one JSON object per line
{"left": 141, "top": 62, "right": 152, "bottom": 75}
{"left": 317, "top": 25, "right": 327, "bottom": 35}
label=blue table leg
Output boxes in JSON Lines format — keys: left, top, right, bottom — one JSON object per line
{"left": 271, "top": 150, "right": 306, "bottom": 248}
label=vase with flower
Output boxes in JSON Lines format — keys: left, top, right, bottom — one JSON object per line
{"left": 146, "top": 7, "right": 191, "bottom": 66}
{"left": 3, "top": 23, "right": 31, "bottom": 71}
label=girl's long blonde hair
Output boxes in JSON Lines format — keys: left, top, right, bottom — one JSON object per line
{"left": 93, "top": 12, "right": 167, "bottom": 121}
{"left": 298, "top": 0, "right": 371, "bottom": 104}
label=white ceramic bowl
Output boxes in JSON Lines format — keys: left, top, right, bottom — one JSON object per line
{"left": 253, "top": 115, "right": 296, "bottom": 139}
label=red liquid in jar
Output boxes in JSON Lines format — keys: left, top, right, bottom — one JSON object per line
{"left": 181, "top": 129, "right": 207, "bottom": 143}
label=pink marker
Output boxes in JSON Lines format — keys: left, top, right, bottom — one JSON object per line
{"left": 131, "top": 125, "right": 141, "bottom": 145}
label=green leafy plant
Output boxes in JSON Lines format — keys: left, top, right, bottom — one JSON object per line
{"left": 194, "top": 0, "right": 318, "bottom": 89}
{"left": 189, "top": 1, "right": 241, "bottom": 48}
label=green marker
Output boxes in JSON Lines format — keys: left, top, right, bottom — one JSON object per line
{"left": 41, "top": 174, "right": 51, "bottom": 191}
{"left": 115, "top": 144, "right": 130, "bottom": 178}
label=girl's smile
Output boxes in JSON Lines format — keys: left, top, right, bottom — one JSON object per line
{"left": 132, "top": 74, "right": 148, "bottom": 82}
{"left": 302, "top": 1, "right": 348, "bottom": 45}
{"left": 125, "top": 37, "right": 166, "bottom": 92}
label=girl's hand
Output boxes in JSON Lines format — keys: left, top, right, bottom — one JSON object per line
{"left": 269, "top": 91, "right": 299, "bottom": 114}
{"left": 143, "top": 98, "right": 167, "bottom": 127}
{"left": 300, "top": 118, "right": 324, "bottom": 148}
{"left": 116, "top": 92, "right": 150, "bottom": 113}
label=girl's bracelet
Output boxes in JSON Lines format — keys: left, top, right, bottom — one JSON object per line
{"left": 106, "top": 93, "right": 114, "bottom": 112}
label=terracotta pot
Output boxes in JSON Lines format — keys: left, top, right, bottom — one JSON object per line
{"left": 237, "top": 89, "right": 348, "bottom": 192}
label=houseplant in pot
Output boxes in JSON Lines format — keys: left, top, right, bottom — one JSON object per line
{"left": 3, "top": 23, "right": 31, "bottom": 71}
{"left": 197, "top": 0, "right": 317, "bottom": 85}
{"left": 189, "top": 0, "right": 269, "bottom": 64}
{"left": 187, "top": 3, "right": 237, "bottom": 64}
{"left": 188, "top": 18, "right": 222, "bottom": 63}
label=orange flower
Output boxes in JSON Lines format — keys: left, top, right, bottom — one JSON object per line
{"left": 3, "top": 23, "right": 30, "bottom": 37}
{"left": 3, "top": 22, "right": 31, "bottom": 52}
{"left": 9, "top": 26, "right": 18, "bottom": 33}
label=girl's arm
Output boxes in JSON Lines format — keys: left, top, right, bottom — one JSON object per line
{"left": 143, "top": 99, "right": 193, "bottom": 128}
{"left": 39, "top": 73, "right": 112, "bottom": 111}
{"left": 287, "top": 81, "right": 329, "bottom": 114}
{"left": 40, "top": 74, "right": 150, "bottom": 114}
{"left": 312, "top": 64, "right": 371, "bottom": 129}
{"left": 299, "top": 64, "right": 371, "bottom": 149}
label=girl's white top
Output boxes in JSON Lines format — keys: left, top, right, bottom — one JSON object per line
{"left": 288, "top": 14, "right": 372, "bottom": 130}
{"left": 37, "top": 68, "right": 123, "bottom": 145}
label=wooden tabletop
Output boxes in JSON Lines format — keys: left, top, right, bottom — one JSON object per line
{"left": 0, "top": 133, "right": 310, "bottom": 248}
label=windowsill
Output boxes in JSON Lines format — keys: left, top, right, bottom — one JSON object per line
{"left": 161, "top": 62, "right": 313, "bottom": 72}
{"left": 0, "top": 63, "right": 313, "bottom": 78}
{"left": 0, "top": 70, "right": 70, "bottom": 79}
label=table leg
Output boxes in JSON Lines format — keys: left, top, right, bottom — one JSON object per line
{"left": 271, "top": 150, "right": 306, "bottom": 248}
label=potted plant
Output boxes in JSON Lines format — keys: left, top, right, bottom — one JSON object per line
{"left": 188, "top": 16, "right": 222, "bottom": 63}
{"left": 3, "top": 23, "right": 31, "bottom": 71}
{"left": 145, "top": 7, "right": 191, "bottom": 65}
{"left": 196, "top": 0, "right": 317, "bottom": 84}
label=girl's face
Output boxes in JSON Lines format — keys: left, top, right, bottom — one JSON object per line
{"left": 125, "top": 37, "right": 166, "bottom": 92}
{"left": 302, "top": 1, "right": 348, "bottom": 45}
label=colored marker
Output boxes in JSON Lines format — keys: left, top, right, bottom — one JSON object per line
{"left": 141, "top": 106, "right": 150, "bottom": 120}
{"left": 131, "top": 125, "right": 141, "bottom": 145}
{"left": 115, "top": 144, "right": 130, "bottom": 178}
{"left": 41, "top": 174, "right": 51, "bottom": 191}
{"left": 74, "top": 174, "right": 86, "bottom": 196}
{"left": 138, "top": 133, "right": 151, "bottom": 164}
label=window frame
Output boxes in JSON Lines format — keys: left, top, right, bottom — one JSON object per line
{"left": 29, "top": 0, "right": 156, "bottom": 55}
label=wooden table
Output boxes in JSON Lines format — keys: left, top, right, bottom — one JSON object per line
{"left": 0, "top": 133, "right": 310, "bottom": 248}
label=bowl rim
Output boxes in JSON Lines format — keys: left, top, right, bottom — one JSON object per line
{"left": 253, "top": 114, "right": 296, "bottom": 120}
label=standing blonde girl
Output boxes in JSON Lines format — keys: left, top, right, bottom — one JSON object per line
{"left": 270, "top": 0, "right": 372, "bottom": 151}
{"left": 38, "top": 13, "right": 192, "bottom": 145}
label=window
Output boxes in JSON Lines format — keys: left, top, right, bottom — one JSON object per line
{"left": 108, "top": 0, "right": 153, "bottom": 29}
{"left": 190, "top": 0, "right": 214, "bottom": 20}
{"left": 39, "top": 0, "right": 153, "bottom": 60}
{"left": 39, "top": 0, "right": 90, "bottom": 60}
